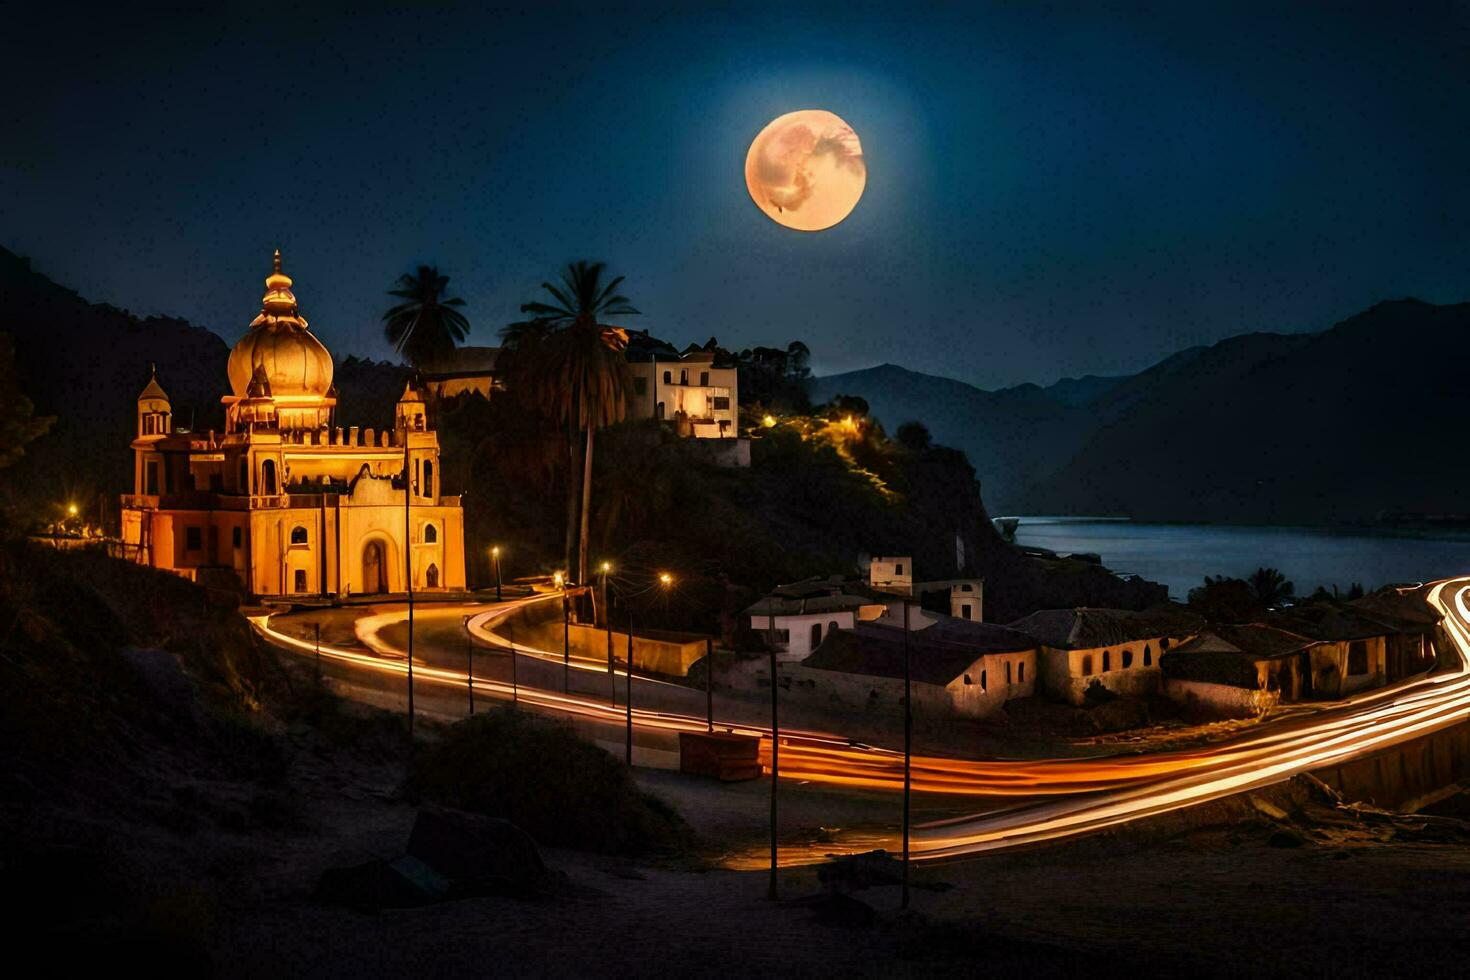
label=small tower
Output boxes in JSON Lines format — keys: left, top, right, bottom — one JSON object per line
{"left": 950, "top": 580, "right": 984, "bottom": 622}
{"left": 396, "top": 380, "right": 427, "bottom": 433}
{"left": 137, "top": 364, "right": 171, "bottom": 437}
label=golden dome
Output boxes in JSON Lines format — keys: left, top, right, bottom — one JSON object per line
{"left": 227, "top": 250, "right": 334, "bottom": 399}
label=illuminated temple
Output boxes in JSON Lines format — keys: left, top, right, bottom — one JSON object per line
{"left": 121, "top": 251, "right": 466, "bottom": 597}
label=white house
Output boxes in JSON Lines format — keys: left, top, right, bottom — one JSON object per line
{"left": 626, "top": 348, "right": 739, "bottom": 438}
{"left": 746, "top": 581, "right": 885, "bottom": 662}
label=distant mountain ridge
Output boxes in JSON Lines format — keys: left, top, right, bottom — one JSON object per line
{"left": 814, "top": 299, "right": 1469, "bottom": 523}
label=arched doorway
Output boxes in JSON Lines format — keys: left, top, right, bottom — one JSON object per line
{"left": 362, "top": 539, "right": 388, "bottom": 594}
{"left": 426, "top": 563, "right": 439, "bottom": 588}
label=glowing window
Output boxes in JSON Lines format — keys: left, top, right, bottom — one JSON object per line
{"left": 424, "top": 523, "right": 438, "bottom": 544}
{"left": 290, "top": 525, "right": 308, "bottom": 546}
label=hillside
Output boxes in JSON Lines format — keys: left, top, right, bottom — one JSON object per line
{"left": 814, "top": 300, "right": 1468, "bottom": 523}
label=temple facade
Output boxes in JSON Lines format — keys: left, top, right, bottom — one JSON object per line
{"left": 120, "top": 251, "right": 467, "bottom": 598}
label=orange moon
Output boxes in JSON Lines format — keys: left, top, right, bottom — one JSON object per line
{"left": 745, "top": 109, "right": 866, "bottom": 232}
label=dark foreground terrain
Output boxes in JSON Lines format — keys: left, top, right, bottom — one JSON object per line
{"left": 5, "top": 546, "right": 1468, "bottom": 977}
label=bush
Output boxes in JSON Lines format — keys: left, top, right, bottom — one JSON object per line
{"left": 406, "top": 708, "right": 690, "bottom": 855}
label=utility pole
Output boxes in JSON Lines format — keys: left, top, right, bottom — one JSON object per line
{"left": 767, "top": 601, "right": 779, "bottom": 900}
{"left": 403, "top": 426, "right": 414, "bottom": 737}
{"left": 465, "top": 616, "right": 475, "bottom": 716}
{"left": 625, "top": 615, "right": 634, "bottom": 766}
{"left": 602, "top": 563, "right": 615, "bottom": 704}
{"left": 492, "top": 546, "right": 502, "bottom": 601}
{"left": 902, "top": 598, "right": 912, "bottom": 911}
{"left": 508, "top": 617, "right": 518, "bottom": 707}
{"left": 563, "top": 587, "right": 571, "bottom": 693}
{"left": 313, "top": 621, "right": 321, "bottom": 679}
{"left": 705, "top": 635, "right": 714, "bottom": 732}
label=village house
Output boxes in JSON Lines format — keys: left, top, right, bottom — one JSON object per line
{"left": 1160, "top": 624, "right": 1319, "bottom": 717}
{"left": 1008, "top": 606, "right": 1203, "bottom": 705}
{"left": 792, "top": 619, "right": 1038, "bottom": 720}
{"left": 1350, "top": 589, "right": 1440, "bottom": 679}
{"left": 625, "top": 342, "right": 740, "bottom": 439}
{"left": 120, "top": 251, "right": 467, "bottom": 598}
{"left": 1266, "top": 604, "right": 1393, "bottom": 698}
{"left": 745, "top": 577, "right": 886, "bottom": 662}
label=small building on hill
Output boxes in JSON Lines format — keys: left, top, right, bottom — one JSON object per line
{"left": 1008, "top": 606, "right": 1203, "bottom": 705}
{"left": 793, "top": 620, "right": 1038, "bottom": 719}
{"left": 745, "top": 579, "right": 885, "bottom": 662}
{"left": 418, "top": 346, "right": 501, "bottom": 400}
{"left": 1161, "top": 624, "right": 1319, "bottom": 717}
{"left": 625, "top": 341, "right": 740, "bottom": 439}
{"left": 1349, "top": 589, "right": 1440, "bottom": 679}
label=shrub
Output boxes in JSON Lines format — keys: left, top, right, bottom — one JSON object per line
{"left": 406, "top": 708, "right": 690, "bottom": 855}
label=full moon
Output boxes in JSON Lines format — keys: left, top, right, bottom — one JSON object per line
{"left": 745, "top": 109, "right": 866, "bottom": 232}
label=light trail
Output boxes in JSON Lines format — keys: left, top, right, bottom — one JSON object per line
{"left": 254, "top": 578, "right": 1470, "bottom": 864}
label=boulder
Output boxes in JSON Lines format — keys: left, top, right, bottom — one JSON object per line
{"left": 405, "top": 806, "right": 549, "bottom": 897}
{"left": 817, "top": 849, "right": 904, "bottom": 892}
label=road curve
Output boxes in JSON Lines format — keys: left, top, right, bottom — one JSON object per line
{"left": 253, "top": 578, "right": 1470, "bottom": 862}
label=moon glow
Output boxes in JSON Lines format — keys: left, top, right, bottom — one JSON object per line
{"left": 745, "top": 109, "right": 866, "bottom": 232}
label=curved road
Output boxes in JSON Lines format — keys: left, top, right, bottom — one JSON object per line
{"left": 254, "top": 578, "right": 1470, "bottom": 862}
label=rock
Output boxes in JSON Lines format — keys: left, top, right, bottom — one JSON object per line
{"left": 405, "top": 806, "right": 549, "bottom": 896}
{"left": 818, "top": 849, "right": 903, "bottom": 892}
{"left": 798, "top": 891, "right": 877, "bottom": 928}
{"left": 1267, "top": 828, "right": 1307, "bottom": 848}
{"left": 314, "top": 858, "right": 439, "bottom": 912}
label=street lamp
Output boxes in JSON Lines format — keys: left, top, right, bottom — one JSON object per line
{"left": 601, "top": 562, "right": 615, "bottom": 703}
{"left": 67, "top": 502, "right": 78, "bottom": 518}
{"left": 624, "top": 571, "right": 674, "bottom": 767}
{"left": 555, "top": 571, "right": 570, "bottom": 692}
{"left": 491, "top": 546, "right": 502, "bottom": 601}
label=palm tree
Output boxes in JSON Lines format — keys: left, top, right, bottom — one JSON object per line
{"left": 1248, "top": 567, "right": 1295, "bottom": 609}
{"left": 383, "top": 266, "right": 471, "bottom": 368}
{"left": 501, "top": 261, "right": 637, "bottom": 583}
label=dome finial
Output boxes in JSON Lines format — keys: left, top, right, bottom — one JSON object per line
{"left": 273, "top": 248, "right": 282, "bottom": 275}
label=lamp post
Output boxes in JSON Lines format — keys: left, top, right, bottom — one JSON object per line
{"left": 624, "top": 615, "right": 634, "bottom": 765}
{"left": 555, "top": 571, "right": 570, "bottom": 693}
{"left": 491, "top": 546, "right": 503, "bottom": 601}
{"left": 705, "top": 635, "right": 714, "bottom": 732}
{"left": 601, "top": 562, "right": 615, "bottom": 704}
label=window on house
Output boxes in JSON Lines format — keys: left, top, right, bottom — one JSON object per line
{"left": 262, "top": 459, "right": 277, "bottom": 495}
{"left": 662, "top": 370, "right": 671, "bottom": 384}
{"left": 961, "top": 583, "right": 972, "bottom": 592}
{"left": 963, "top": 673, "right": 973, "bottom": 685}
{"left": 895, "top": 563, "right": 904, "bottom": 575}
{"left": 712, "top": 396, "right": 730, "bottom": 410}
{"left": 680, "top": 369, "right": 688, "bottom": 385}
{"left": 186, "top": 526, "right": 202, "bottom": 551}
{"left": 290, "top": 525, "right": 308, "bottom": 546}
{"left": 423, "top": 460, "right": 434, "bottom": 499}
{"left": 427, "top": 564, "right": 439, "bottom": 588}
{"left": 633, "top": 377, "right": 647, "bottom": 396}
{"left": 1005, "top": 662, "right": 1013, "bottom": 684}
{"left": 424, "top": 523, "right": 438, "bottom": 543}
{"left": 1081, "top": 654, "right": 1093, "bottom": 675}
{"left": 828, "top": 620, "right": 839, "bottom": 634}
{"left": 1144, "top": 645, "right": 1153, "bottom": 667}
{"left": 232, "top": 526, "right": 242, "bottom": 549}
{"left": 809, "top": 623, "right": 823, "bottom": 649}
{"left": 980, "top": 669, "right": 987, "bottom": 690}
{"left": 1102, "top": 650, "right": 1111, "bottom": 671}
{"left": 700, "top": 371, "right": 709, "bottom": 386}
{"left": 145, "top": 461, "right": 159, "bottom": 495}
{"left": 1019, "top": 662, "right": 1025, "bottom": 682}
{"left": 293, "top": 569, "right": 307, "bottom": 593}
{"left": 1161, "top": 637, "right": 1171, "bottom": 651}
{"left": 656, "top": 401, "right": 666, "bottom": 419}
{"left": 1348, "top": 640, "right": 1369, "bottom": 675}
{"left": 1122, "top": 649, "right": 1133, "bottom": 669}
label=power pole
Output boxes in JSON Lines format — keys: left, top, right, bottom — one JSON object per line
{"left": 767, "top": 602, "right": 779, "bottom": 900}
{"left": 705, "top": 635, "right": 714, "bottom": 731}
{"left": 625, "top": 615, "right": 634, "bottom": 766}
{"left": 902, "top": 598, "right": 912, "bottom": 910}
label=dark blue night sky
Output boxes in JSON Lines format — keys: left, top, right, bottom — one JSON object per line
{"left": 4, "top": 3, "right": 1466, "bottom": 387}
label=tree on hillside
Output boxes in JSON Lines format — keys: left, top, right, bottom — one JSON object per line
{"left": 501, "top": 261, "right": 637, "bottom": 583}
{"left": 1186, "top": 575, "right": 1260, "bottom": 623}
{"left": 786, "top": 341, "right": 811, "bottom": 382}
{"left": 0, "top": 333, "right": 53, "bottom": 470}
{"left": 1247, "top": 567, "right": 1295, "bottom": 609}
{"left": 895, "top": 421, "right": 932, "bottom": 452}
{"left": 383, "top": 266, "right": 471, "bottom": 368}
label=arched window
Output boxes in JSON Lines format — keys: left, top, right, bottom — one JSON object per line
{"left": 1005, "top": 661, "right": 1012, "bottom": 684}
{"left": 1102, "top": 650, "right": 1111, "bottom": 671}
{"left": 680, "top": 369, "right": 688, "bottom": 385}
{"left": 424, "top": 523, "right": 438, "bottom": 544}
{"left": 828, "top": 620, "right": 839, "bottom": 635}
{"left": 290, "top": 525, "right": 308, "bottom": 546}
{"left": 810, "top": 622, "right": 822, "bottom": 649}
{"left": 1081, "top": 654, "right": 1093, "bottom": 675}
{"left": 423, "top": 461, "right": 434, "bottom": 499}
{"left": 662, "top": 370, "right": 672, "bottom": 384}
{"left": 1122, "top": 649, "right": 1133, "bottom": 669}
{"left": 656, "top": 401, "right": 666, "bottom": 420}
{"left": 980, "top": 669, "right": 987, "bottom": 690}
{"left": 1144, "top": 645, "right": 1153, "bottom": 667}
{"left": 262, "top": 459, "right": 277, "bottom": 495}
